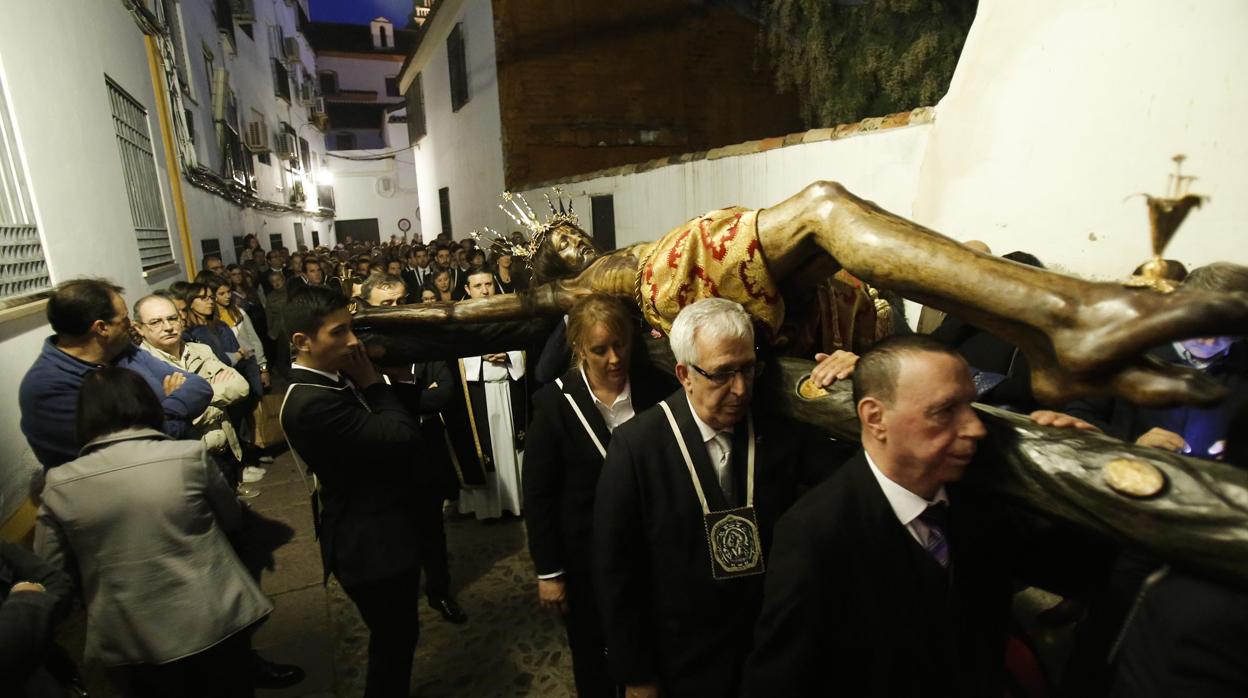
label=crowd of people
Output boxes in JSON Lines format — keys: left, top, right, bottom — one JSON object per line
{"left": 5, "top": 222, "right": 1247, "bottom": 698}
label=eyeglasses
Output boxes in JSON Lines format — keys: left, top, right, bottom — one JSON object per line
{"left": 689, "top": 361, "right": 762, "bottom": 387}
{"left": 140, "top": 314, "right": 182, "bottom": 330}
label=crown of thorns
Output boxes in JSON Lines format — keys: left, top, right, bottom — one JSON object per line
{"left": 469, "top": 189, "right": 579, "bottom": 264}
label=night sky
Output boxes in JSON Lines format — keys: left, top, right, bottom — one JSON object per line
{"left": 308, "top": 0, "right": 416, "bottom": 26}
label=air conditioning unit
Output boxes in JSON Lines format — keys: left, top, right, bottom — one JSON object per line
{"left": 282, "top": 37, "right": 301, "bottom": 63}
{"left": 244, "top": 121, "right": 269, "bottom": 152}
{"left": 311, "top": 97, "right": 327, "bottom": 117}
{"left": 276, "top": 133, "right": 299, "bottom": 161}
{"left": 376, "top": 176, "right": 396, "bottom": 198}
{"left": 230, "top": 0, "right": 255, "bottom": 23}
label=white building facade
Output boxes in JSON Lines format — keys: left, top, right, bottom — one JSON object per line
{"left": 0, "top": 0, "right": 335, "bottom": 532}
{"left": 399, "top": 0, "right": 511, "bottom": 242}
{"left": 308, "top": 15, "right": 421, "bottom": 244}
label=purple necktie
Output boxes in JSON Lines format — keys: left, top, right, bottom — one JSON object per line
{"left": 918, "top": 503, "right": 950, "bottom": 568}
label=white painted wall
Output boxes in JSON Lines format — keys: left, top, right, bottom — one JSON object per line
{"left": 518, "top": 125, "right": 932, "bottom": 250}
{"left": 405, "top": 0, "right": 509, "bottom": 242}
{"left": 915, "top": 0, "right": 1248, "bottom": 278}
{"left": 315, "top": 30, "right": 405, "bottom": 154}
{"left": 328, "top": 119, "right": 422, "bottom": 243}
{"left": 0, "top": 0, "right": 185, "bottom": 519}
{"left": 317, "top": 53, "right": 403, "bottom": 100}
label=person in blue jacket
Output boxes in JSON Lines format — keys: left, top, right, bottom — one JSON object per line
{"left": 18, "top": 278, "right": 211, "bottom": 470}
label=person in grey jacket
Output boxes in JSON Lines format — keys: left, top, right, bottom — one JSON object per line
{"left": 34, "top": 367, "right": 280, "bottom": 697}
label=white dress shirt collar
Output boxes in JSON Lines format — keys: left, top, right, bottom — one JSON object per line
{"left": 579, "top": 367, "right": 633, "bottom": 432}
{"left": 291, "top": 362, "right": 342, "bottom": 383}
{"left": 684, "top": 394, "right": 732, "bottom": 445}
{"left": 864, "top": 450, "right": 948, "bottom": 529}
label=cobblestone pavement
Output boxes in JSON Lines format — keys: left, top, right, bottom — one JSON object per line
{"left": 327, "top": 513, "right": 576, "bottom": 697}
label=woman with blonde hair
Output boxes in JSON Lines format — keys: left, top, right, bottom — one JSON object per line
{"left": 523, "top": 294, "right": 672, "bottom": 697}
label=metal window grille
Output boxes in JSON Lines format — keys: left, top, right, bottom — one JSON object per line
{"left": 108, "top": 78, "right": 174, "bottom": 271}
{"left": 269, "top": 233, "right": 283, "bottom": 250}
{"left": 0, "top": 69, "right": 51, "bottom": 303}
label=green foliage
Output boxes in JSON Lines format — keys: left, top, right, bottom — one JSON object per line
{"left": 761, "top": 0, "right": 977, "bottom": 127}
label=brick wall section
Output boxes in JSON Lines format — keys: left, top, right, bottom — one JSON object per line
{"left": 526, "top": 106, "right": 937, "bottom": 189}
{"left": 493, "top": 0, "right": 803, "bottom": 190}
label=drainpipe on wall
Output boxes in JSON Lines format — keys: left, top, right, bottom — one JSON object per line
{"left": 145, "top": 34, "right": 197, "bottom": 279}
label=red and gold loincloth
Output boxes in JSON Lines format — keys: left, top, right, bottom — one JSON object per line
{"left": 637, "top": 207, "right": 784, "bottom": 335}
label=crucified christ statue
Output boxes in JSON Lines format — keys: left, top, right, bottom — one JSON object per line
{"left": 358, "top": 181, "right": 1246, "bottom": 409}
{"left": 349, "top": 181, "right": 1248, "bottom": 583}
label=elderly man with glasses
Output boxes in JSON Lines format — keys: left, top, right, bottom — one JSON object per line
{"left": 133, "top": 293, "right": 251, "bottom": 477}
{"left": 592, "top": 298, "right": 838, "bottom": 698}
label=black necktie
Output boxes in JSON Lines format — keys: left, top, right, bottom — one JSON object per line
{"left": 918, "top": 502, "right": 950, "bottom": 568}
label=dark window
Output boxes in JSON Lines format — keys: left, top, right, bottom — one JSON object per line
{"left": 299, "top": 136, "right": 311, "bottom": 172}
{"left": 405, "top": 73, "right": 426, "bottom": 143}
{"left": 232, "top": 235, "right": 246, "bottom": 262}
{"left": 318, "top": 71, "right": 337, "bottom": 95}
{"left": 269, "top": 233, "right": 283, "bottom": 250}
{"left": 240, "top": 23, "right": 253, "bottom": 40}
{"left": 200, "top": 238, "right": 222, "bottom": 256}
{"left": 335, "top": 132, "right": 356, "bottom": 150}
{"left": 184, "top": 107, "right": 195, "bottom": 143}
{"left": 317, "top": 183, "right": 335, "bottom": 211}
{"left": 312, "top": 229, "right": 320, "bottom": 247}
{"left": 385, "top": 76, "right": 400, "bottom": 98}
{"left": 257, "top": 151, "right": 271, "bottom": 166}
{"left": 447, "top": 23, "right": 468, "bottom": 112}
{"left": 213, "top": 0, "right": 232, "bottom": 34}
{"left": 591, "top": 195, "right": 616, "bottom": 251}
{"left": 438, "top": 187, "right": 452, "bottom": 237}
{"left": 272, "top": 59, "right": 291, "bottom": 101}
{"left": 378, "top": 25, "right": 391, "bottom": 48}
{"left": 222, "top": 125, "right": 254, "bottom": 189}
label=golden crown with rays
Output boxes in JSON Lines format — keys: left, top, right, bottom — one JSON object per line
{"left": 469, "top": 188, "right": 581, "bottom": 265}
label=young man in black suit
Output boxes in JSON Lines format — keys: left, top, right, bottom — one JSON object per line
{"left": 742, "top": 334, "right": 1104, "bottom": 697}
{"left": 279, "top": 285, "right": 424, "bottom": 697}
{"left": 592, "top": 298, "right": 832, "bottom": 698}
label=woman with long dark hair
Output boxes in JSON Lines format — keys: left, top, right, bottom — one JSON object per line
{"left": 428, "top": 269, "right": 455, "bottom": 302}
{"left": 34, "top": 367, "right": 276, "bottom": 698}
{"left": 180, "top": 282, "right": 266, "bottom": 488}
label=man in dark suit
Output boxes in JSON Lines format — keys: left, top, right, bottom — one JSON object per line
{"left": 402, "top": 244, "right": 434, "bottom": 302}
{"left": 360, "top": 273, "right": 468, "bottom": 625}
{"left": 742, "top": 334, "right": 1103, "bottom": 697}
{"left": 593, "top": 298, "right": 832, "bottom": 698}
{"left": 278, "top": 285, "right": 424, "bottom": 697}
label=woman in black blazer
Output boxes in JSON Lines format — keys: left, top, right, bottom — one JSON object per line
{"left": 523, "top": 294, "right": 671, "bottom": 698}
